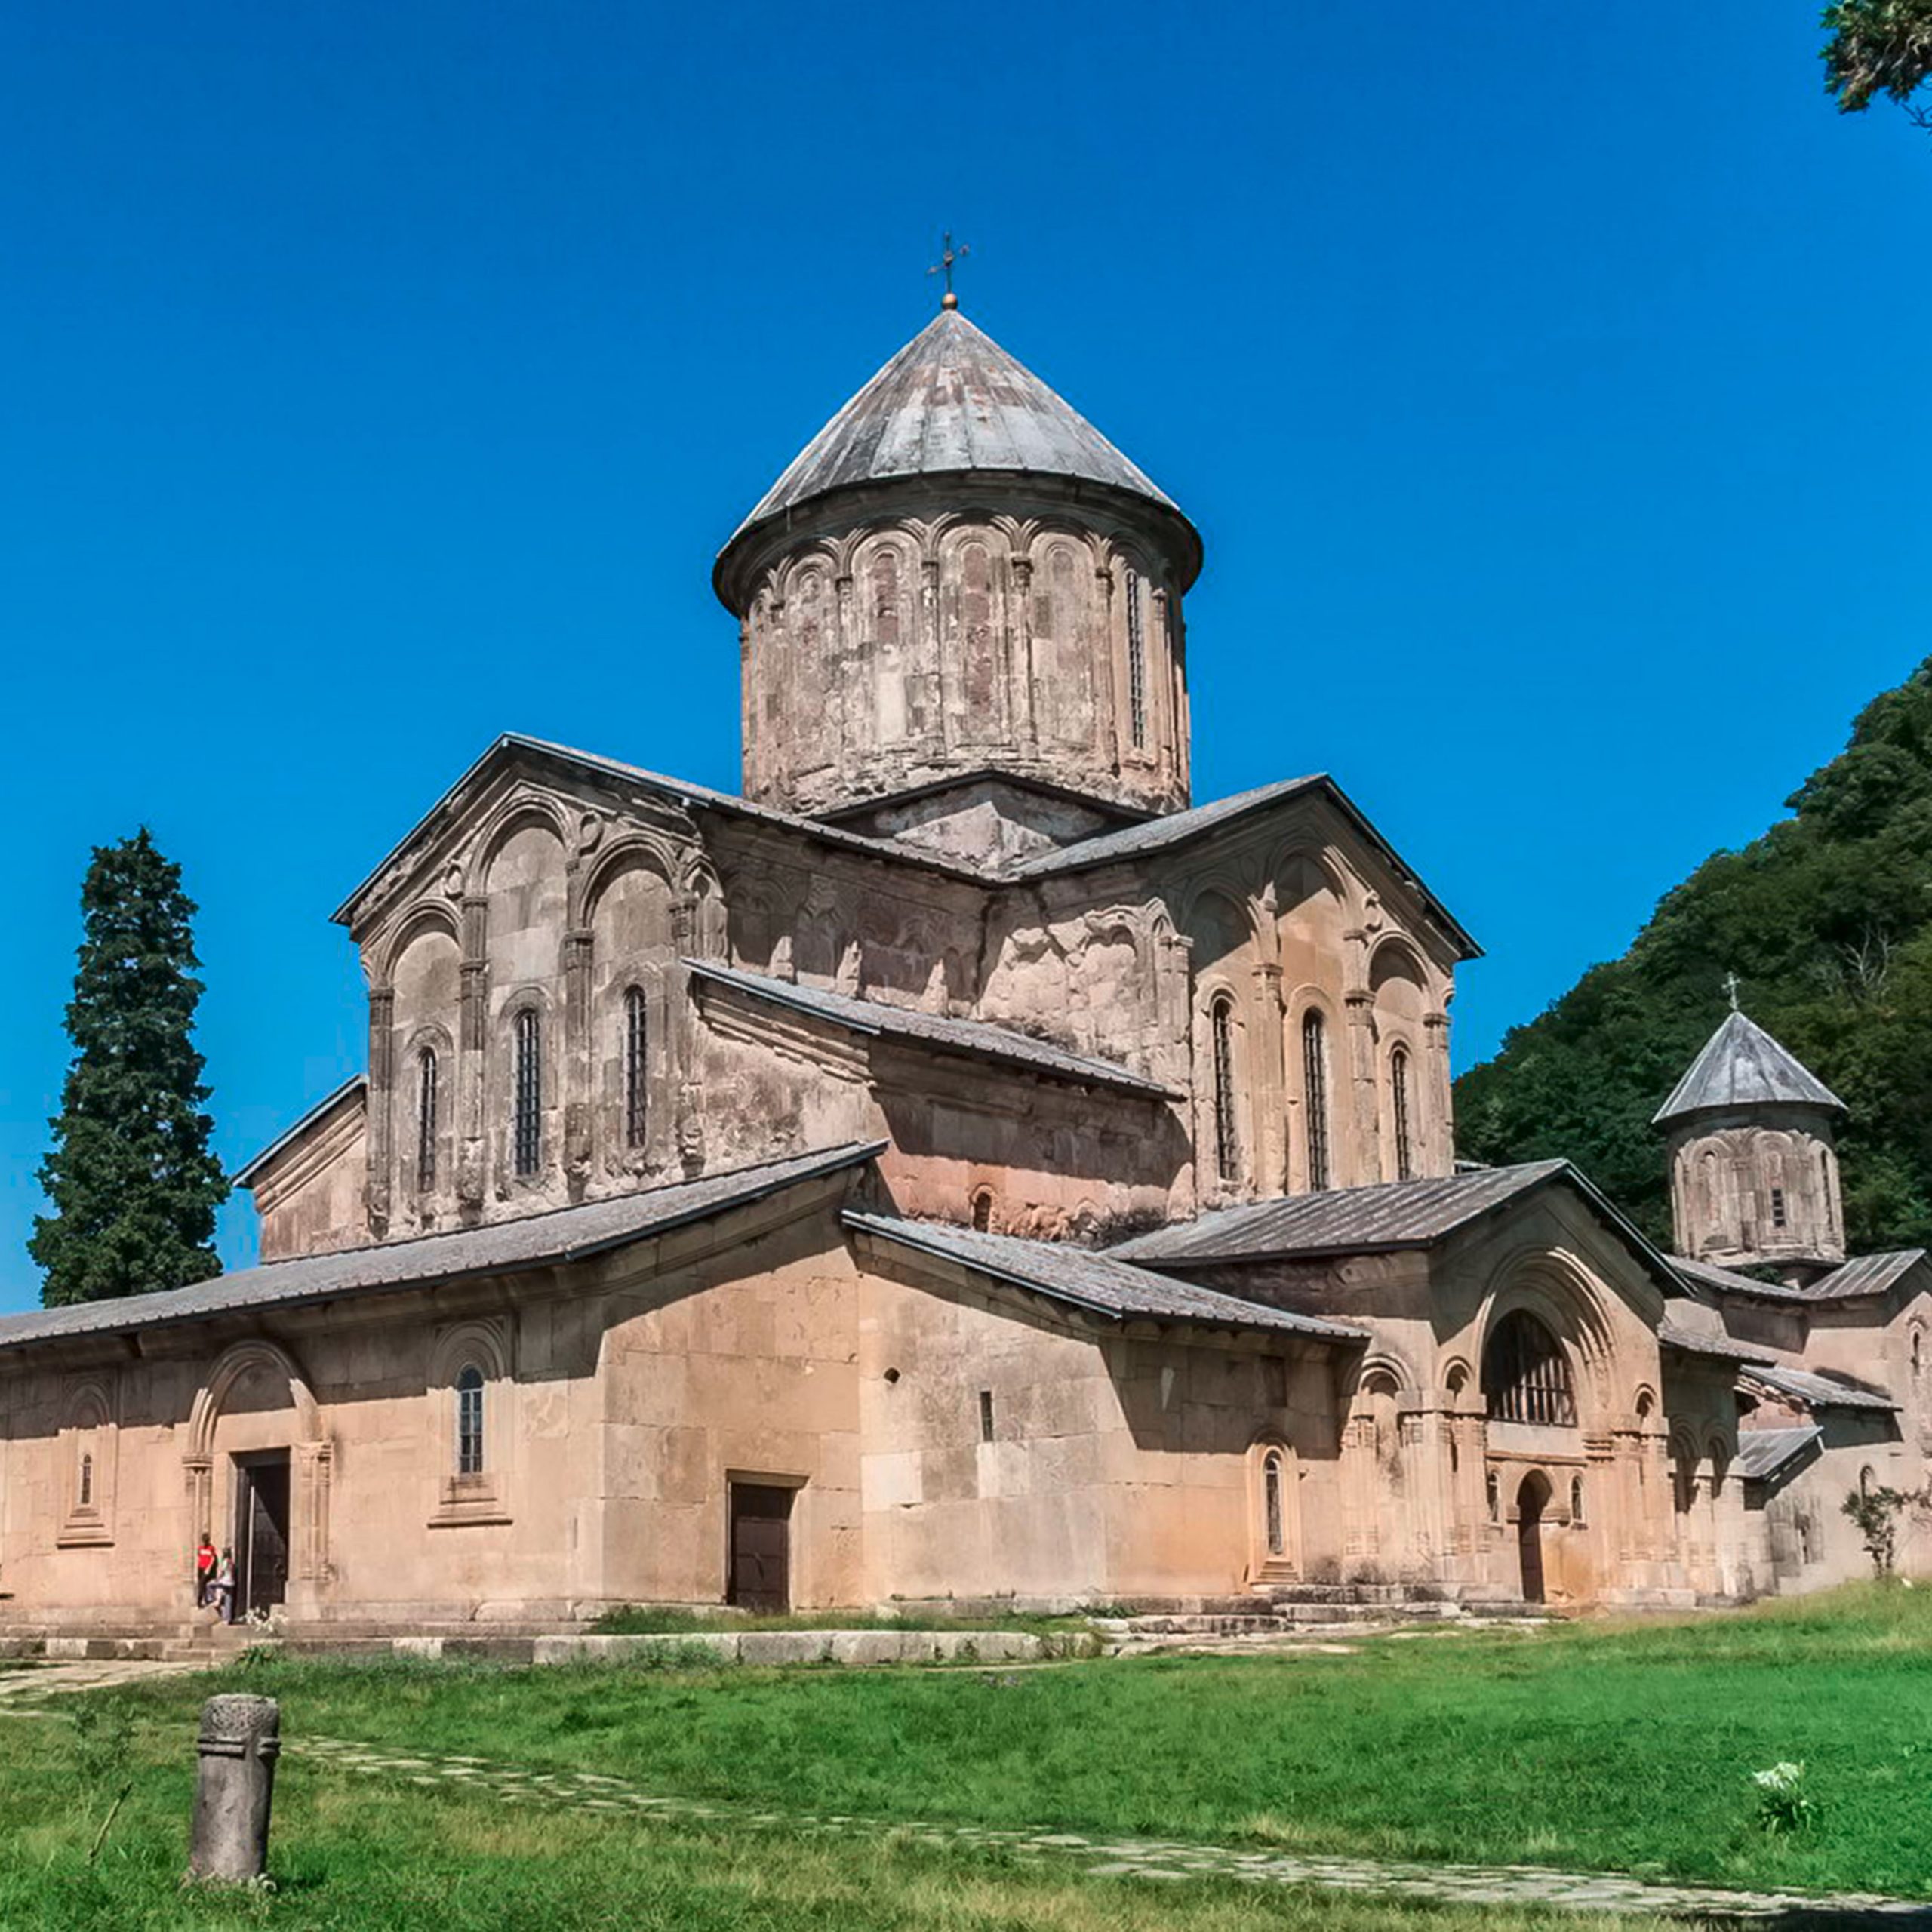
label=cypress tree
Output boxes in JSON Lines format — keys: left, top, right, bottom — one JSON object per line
{"left": 31, "top": 829, "right": 228, "bottom": 1306}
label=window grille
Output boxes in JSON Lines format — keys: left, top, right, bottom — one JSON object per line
{"left": 1389, "top": 1045, "right": 1414, "bottom": 1182}
{"left": 979, "top": 1389, "right": 995, "bottom": 1442}
{"left": 456, "top": 1366, "right": 485, "bottom": 1476}
{"left": 78, "top": 1451, "right": 94, "bottom": 1509}
{"left": 1263, "top": 1451, "right": 1285, "bottom": 1556}
{"left": 623, "top": 987, "right": 648, "bottom": 1149}
{"left": 1124, "top": 570, "right": 1148, "bottom": 749}
{"left": 1303, "top": 1011, "right": 1331, "bottom": 1191}
{"left": 416, "top": 1047, "right": 438, "bottom": 1192}
{"left": 1482, "top": 1311, "right": 1576, "bottom": 1426}
{"left": 1770, "top": 1186, "right": 1787, "bottom": 1229}
{"left": 512, "top": 1009, "right": 542, "bottom": 1177}
{"left": 1210, "top": 997, "right": 1238, "bottom": 1181}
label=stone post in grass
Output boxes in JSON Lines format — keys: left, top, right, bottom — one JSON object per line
{"left": 186, "top": 1694, "right": 280, "bottom": 1883}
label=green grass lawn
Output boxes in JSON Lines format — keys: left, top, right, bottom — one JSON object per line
{"left": 3, "top": 1583, "right": 1930, "bottom": 1924}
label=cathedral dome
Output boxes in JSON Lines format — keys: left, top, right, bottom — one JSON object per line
{"left": 716, "top": 307, "right": 1202, "bottom": 822}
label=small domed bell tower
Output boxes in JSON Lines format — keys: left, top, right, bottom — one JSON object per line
{"left": 1654, "top": 991, "right": 1847, "bottom": 1277}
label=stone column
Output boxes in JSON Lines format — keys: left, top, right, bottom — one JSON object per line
{"left": 365, "top": 988, "right": 394, "bottom": 1239}
{"left": 187, "top": 1695, "right": 280, "bottom": 1884}
{"left": 1343, "top": 984, "right": 1380, "bottom": 1186}
{"left": 1248, "top": 960, "right": 1288, "bottom": 1196}
{"left": 1424, "top": 1008, "right": 1453, "bottom": 1174}
{"left": 563, "top": 927, "right": 594, "bottom": 1200}
{"left": 457, "top": 894, "right": 489, "bottom": 1213}
{"left": 1010, "top": 555, "right": 1036, "bottom": 749}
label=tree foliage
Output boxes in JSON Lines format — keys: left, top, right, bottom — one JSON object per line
{"left": 1822, "top": 0, "right": 1932, "bottom": 122}
{"left": 1455, "top": 660, "right": 1932, "bottom": 1254}
{"left": 31, "top": 829, "right": 228, "bottom": 1306}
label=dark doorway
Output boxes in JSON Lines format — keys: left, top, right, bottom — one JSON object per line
{"left": 234, "top": 1454, "right": 291, "bottom": 1617}
{"left": 1516, "top": 1472, "right": 1550, "bottom": 1604}
{"left": 727, "top": 1482, "right": 794, "bottom": 1612}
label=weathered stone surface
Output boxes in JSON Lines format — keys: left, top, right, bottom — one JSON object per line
{"left": 186, "top": 1694, "right": 280, "bottom": 1884}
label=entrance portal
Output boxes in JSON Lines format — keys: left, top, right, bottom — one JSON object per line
{"left": 727, "top": 1482, "right": 794, "bottom": 1612}
{"left": 1515, "top": 1471, "right": 1550, "bottom": 1604}
{"left": 234, "top": 1454, "right": 291, "bottom": 1618}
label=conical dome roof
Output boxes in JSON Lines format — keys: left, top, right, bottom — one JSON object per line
{"left": 1652, "top": 1011, "right": 1846, "bottom": 1126}
{"left": 720, "top": 309, "right": 1195, "bottom": 566}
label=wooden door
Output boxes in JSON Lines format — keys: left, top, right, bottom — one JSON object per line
{"left": 237, "top": 1455, "right": 291, "bottom": 1617}
{"left": 728, "top": 1483, "right": 793, "bottom": 1612}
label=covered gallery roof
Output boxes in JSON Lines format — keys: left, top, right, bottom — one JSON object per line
{"left": 0, "top": 1143, "right": 883, "bottom": 1356}
{"left": 1743, "top": 1362, "right": 1897, "bottom": 1414}
{"left": 687, "top": 961, "right": 1175, "bottom": 1100}
{"left": 1734, "top": 1424, "right": 1823, "bottom": 1484}
{"left": 1652, "top": 1011, "right": 1844, "bottom": 1126}
{"left": 845, "top": 1213, "right": 1368, "bottom": 1343}
{"left": 1113, "top": 1161, "right": 1628, "bottom": 1264}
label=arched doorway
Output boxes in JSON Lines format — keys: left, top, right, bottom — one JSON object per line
{"left": 1516, "top": 1471, "right": 1551, "bottom": 1604}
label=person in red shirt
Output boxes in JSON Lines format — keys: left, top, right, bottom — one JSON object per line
{"left": 194, "top": 1533, "right": 217, "bottom": 1608}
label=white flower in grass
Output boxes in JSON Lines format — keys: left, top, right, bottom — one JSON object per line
{"left": 1751, "top": 1761, "right": 1805, "bottom": 1793}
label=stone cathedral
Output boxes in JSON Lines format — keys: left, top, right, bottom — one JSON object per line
{"left": 2, "top": 299, "right": 1926, "bottom": 1639}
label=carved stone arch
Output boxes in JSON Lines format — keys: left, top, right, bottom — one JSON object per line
{"left": 1631, "top": 1380, "right": 1660, "bottom": 1423}
{"left": 580, "top": 835, "right": 680, "bottom": 922}
{"left": 1478, "top": 1251, "right": 1619, "bottom": 1427}
{"left": 63, "top": 1375, "right": 113, "bottom": 1431}
{"left": 377, "top": 898, "right": 463, "bottom": 989}
{"left": 463, "top": 792, "right": 572, "bottom": 900}
{"left": 1441, "top": 1355, "right": 1476, "bottom": 1408}
{"left": 1367, "top": 931, "right": 1431, "bottom": 987}
{"left": 187, "top": 1340, "right": 322, "bottom": 1462}
{"left": 780, "top": 541, "right": 841, "bottom": 590}
{"left": 1264, "top": 836, "right": 1362, "bottom": 922}
{"left": 429, "top": 1315, "right": 512, "bottom": 1388}
{"left": 1180, "top": 881, "right": 1261, "bottom": 968}
{"left": 1353, "top": 1352, "right": 1417, "bottom": 1401}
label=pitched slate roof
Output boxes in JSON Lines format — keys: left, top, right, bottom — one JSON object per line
{"left": 1112, "top": 1161, "right": 1586, "bottom": 1265}
{"left": 1656, "top": 1320, "right": 1777, "bottom": 1365}
{"left": 725, "top": 309, "right": 1186, "bottom": 543}
{"left": 1735, "top": 1424, "right": 1823, "bottom": 1483}
{"left": 232, "top": 1075, "right": 368, "bottom": 1188}
{"left": 1668, "top": 1254, "right": 1812, "bottom": 1304}
{"left": 1009, "top": 774, "right": 1481, "bottom": 960}
{"left": 687, "top": 961, "right": 1176, "bottom": 1099}
{"left": 1809, "top": 1250, "right": 1927, "bottom": 1302}
{"left": 844, "top": 1213, "right": 1368, "bottom": 1342}
{"left": 1743, "top": 1362, "right": 1897, "bottom": 1413}
{"left": 1653, "top": 1011, "right": 1845, "bottom": 1126}
{"left": 0, "top": 1144, "right": 883, "bottom": 1356}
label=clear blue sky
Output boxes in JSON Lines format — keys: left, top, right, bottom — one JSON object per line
{"left": 3, "top": 2, "right": 1927, "bottom": 1312}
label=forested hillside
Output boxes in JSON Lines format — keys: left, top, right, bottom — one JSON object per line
{"left": 1454, "top": 660, "right": 1932, "bottom": 1256}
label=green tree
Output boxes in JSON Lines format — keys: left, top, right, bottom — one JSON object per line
{"left": 31, "top": 830, "right": 228, "bottom": 1306}
{"left": 1823, "top": 0, "right": 1932, "bottom": 125}
{"left": 1456, "top": 660, "right": 1932, "bottom": 1256}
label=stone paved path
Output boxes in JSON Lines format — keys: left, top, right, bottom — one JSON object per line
{"left": 289, "top": 1731, "right": 1932, "bottom": 1922}
{"left": 0, "top": 1657, "right": 205, "bottom": 1708}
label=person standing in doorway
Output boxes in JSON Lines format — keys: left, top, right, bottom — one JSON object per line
{"left": 211, "top": 1547, "right": 237, "bottom": 1625}
{"left": 194, "top": 1532, "right": 217, "bottom": 1608}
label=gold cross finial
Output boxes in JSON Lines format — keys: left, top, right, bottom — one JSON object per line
{"left": 928, "top": 232, "right": 969, "bottom": 310}
{"left": 1724, "top": 971, "right": 1743, "bottom": 1012}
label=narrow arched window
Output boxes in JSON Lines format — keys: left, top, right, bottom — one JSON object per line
{"left": 1389, "top": 1045, "right": 1415, "bottom": 1183}
{"left": 1209, "top": 995, "right": 1238, "bottom": 1181}
{"left": 78, "top": 1451, "right": 94, "bottom": 1509}
{"left": 456, "top": 1366, "right": 485, "bottom": 1477}
{"left": 1570, "top": 1475, "right": 1586, "bottom": 1527}
{"left": 971, "top": 1189, "right": 994, "bottom": 1233}
{"left": 1485, "top": 1469, "right": 1500, "bottom": 1522}
{"left": 415, "top": 1047, "right": 439, "bottom": 1192}
{"left": 623, "top": 986, "right": 648, "bottom": 1149}
{"left": 1482, "top": 1312, "right": 1576, "bottom": 1426}
{"left": 1263, "top": 1450, "right": 1286, "bottom": 1557}
{"left": 512, "top": 1009, "right": 542, "bottom": 1177}
{"left": 1124, "top": 569, "right": 1148, "bottom": 749}
{"left": 1302, "top": 1010, "right": 1331, "bottom": 1191}
{"left": 1912, "top": 1327, "right": 1923, "bottom": 1386}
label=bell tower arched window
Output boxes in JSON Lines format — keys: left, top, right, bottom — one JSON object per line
{"left": 415, "top": 1046, "right": 439, "bottom": 1192}
{"left": 623, "top": 986, "right": 648, "bottom": 1149}
{"left": 1389, "top": 1045, "right": 1414, "bottom": 1183}
{"left": 1302, "top": 1010, "right": 1331, "bottom": 1192}
{"left": 512, "top": 1009, "right": 542, "bottom": 1177}
{"left": 1209, "top": 995, "right": 1238, "bottom": 1182}
{"left": 1483, "top": 1311, "right": 1576, "bottom": 1426}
